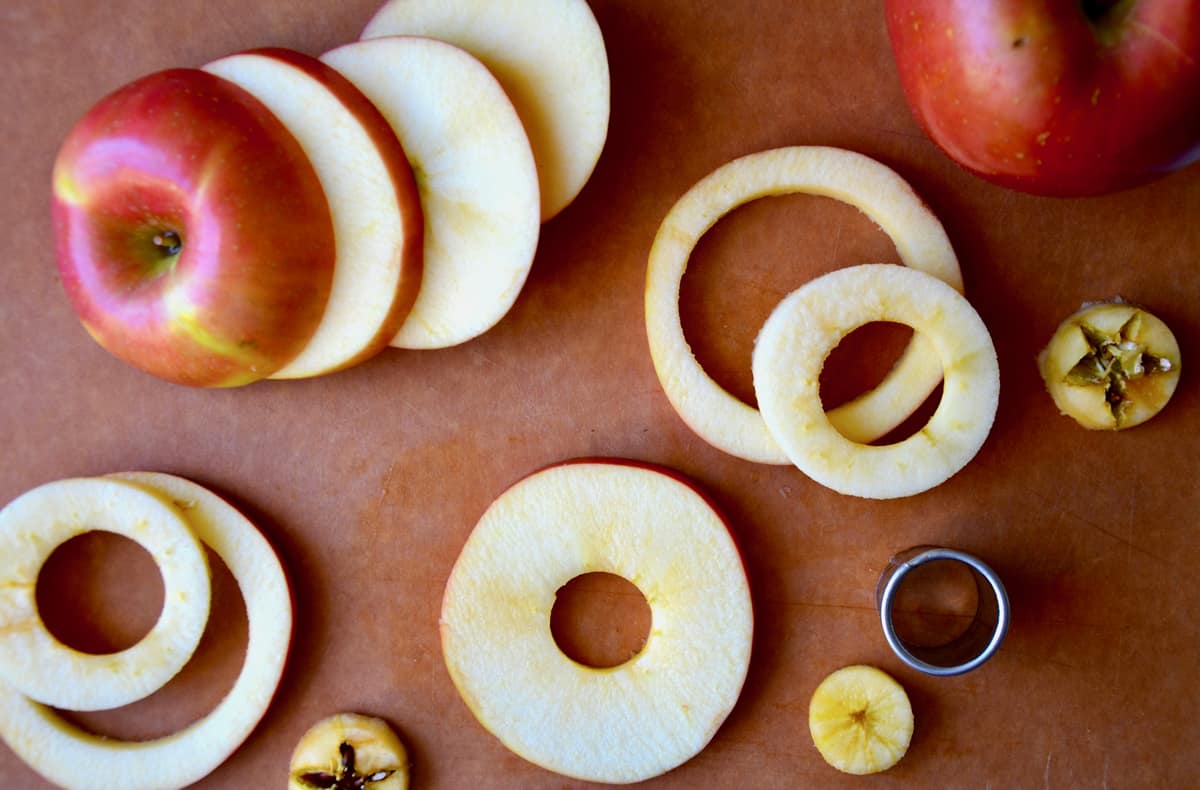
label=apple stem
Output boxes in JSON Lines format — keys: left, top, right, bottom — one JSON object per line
{"left": 151, "top": 230, "right": 182, "bottom": 257}
{"left": 1080, "top": 0, "right": 1125, "bottom": 23}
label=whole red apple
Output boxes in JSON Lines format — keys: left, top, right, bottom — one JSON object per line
{"left": 52, "top": 68, "right": 336, "bottom": 387}
{"left": 885, "top": 0, "right": 1200, "bottom": 196}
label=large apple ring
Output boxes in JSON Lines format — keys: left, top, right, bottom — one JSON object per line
{"left": 646, "top": 146, "right": 962, "bottom": 464}
{"left": 0, "top": 477, "right": 211, "bottom": 711}
{"left": 0, "top": 472, "right": 292, "bottom": 790}
{"left": 752, "top": 264, "right": 999, "bottom": 499}
{"left": 441, "top": 461, "right": 753, "bottom": 783}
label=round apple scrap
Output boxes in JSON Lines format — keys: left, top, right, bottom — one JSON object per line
{"left": 1038, "top": 300, "right": 1181, "bottom": 430}
{"left": 441, "top": 461, "right": 753, "bottom": 784}
{"left": 322, "top": 37, "right": 540, "bottom": 350}
{"left": 646, "top": 146, "right": 962, "bottom": 465}
{"left": 203, "top": 49, "right": 424, "bottom": 379}
{"left": 289, "top": 713, "right": 409, "bottom": 790}
{"left": 0, "top": 472, "right": 292, "bottom": 790}
{"left": 362, "top": 0, "right": 609, "bottom": 221}
{"left": 0, "top": 477, "right": 210, "bottom": 712}
{"left": 753, "top": 265, "right": 999, "bottom": 499}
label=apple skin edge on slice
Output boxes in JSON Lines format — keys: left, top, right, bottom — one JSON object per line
{"left": 322, "top": 36, "right": 540, "bottom": 350}
{"left": 51, "top": 68, "right": 337, "bottom": 387}
{"left": 203, "top": 49, "right": 424, "bottom": 379}
{"left": 363, "top": 0, "right": 610, "bottom": 221}
{"left": 441, "top": 459, "right": 753, "bottom": 784}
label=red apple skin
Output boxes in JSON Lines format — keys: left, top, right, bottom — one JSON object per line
{"left": 885, "top": 0, "right": 1200, "bottom": 196}
{"left": 237, "top": 47, "right": 426, "bottom": 368}
{"left": 52, "top": 68, "right": 336, "bottom": 387}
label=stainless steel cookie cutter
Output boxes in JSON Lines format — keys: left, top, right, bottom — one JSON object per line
{"left": 876, "top": 546, "right": 1009, "bottom": 676}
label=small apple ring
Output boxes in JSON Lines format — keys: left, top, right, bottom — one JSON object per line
{"left": 0, "top": 477, "right": 211, "bottom": 711}
{"left": 441, "top": 461, "right": 753, "bottom": 784}
{"left": 646, "top": 146, "right": 962, "bottom": 464}
{"left": 752, "top": 264, "right": 999, "bottom": 499}
{"left": 0, "top": 473, "right": 292, "bottom": 790}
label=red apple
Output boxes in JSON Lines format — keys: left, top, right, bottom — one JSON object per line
{"left": 885, "top": 0, "right": 1200, "bottom": 196}
{"left": 52, "top": 68, "right": 336, "bottom": 387}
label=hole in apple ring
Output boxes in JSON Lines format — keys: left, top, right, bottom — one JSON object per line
{"left": 36, "top": 532, "right": 165, "bottom": 656}
{"left": 550, "top": 572, "right": 652, "bottom": 668}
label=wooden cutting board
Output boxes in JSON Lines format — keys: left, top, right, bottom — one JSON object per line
{"left": 2, "top": 0, "right": 1197, "bottom": 786}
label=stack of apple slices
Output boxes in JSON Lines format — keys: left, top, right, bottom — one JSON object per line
{"left": 51, "top": 0, "right": 610, "bottom": 387}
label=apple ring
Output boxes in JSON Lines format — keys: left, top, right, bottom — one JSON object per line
{"left": 0, "top": 473, "right": 292, "bottom": 790}
{"left": 752, "top": 264, "right": 999, "bottom": 499}
{"left": 441, "top": 461, "right": 753, "bottom": 784}
{"left": 646, "top": 146, "right": 962, "bottom": 464}
{"left": 0, "top": 477, "right": 210, "bottom": 711}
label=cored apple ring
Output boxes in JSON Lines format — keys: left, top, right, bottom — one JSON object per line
{"left": 0, "top": 473, "right": 292, "bottom": 790}
{"left": 752, "top": 264, "right": 999, "bottom": 499}
{"left": 441, "top": 461, "right": 753, "bottom": 783}
{"left": 0, "top": 477, "right": 211, "bottom": 711}
{"left": 645, "top": 146, "right": 962, "bottom": 464}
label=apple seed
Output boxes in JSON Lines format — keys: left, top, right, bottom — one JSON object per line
{"left": 295, "top": 742, "right": 393, "bottom": 790}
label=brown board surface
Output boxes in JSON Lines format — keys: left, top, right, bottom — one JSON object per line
{"left": 2, "top": 0, "right": 1199, "bottom": 787}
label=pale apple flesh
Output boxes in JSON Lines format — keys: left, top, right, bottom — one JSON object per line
{"left": 203, "top": 49, "right": 424, "bottom": 379}
{"left": 321, "top": 37, "right": 540, "bottom": 350}
{"left": 885, "top": 0, "right": 1200, "bottom": 195}
{"left": 0, "top": 477, "right": 210, "bottom": 712}
{"left": 752, "top": 265, "right": 1000, "bottom": 499}
{"left": 0, "top": 472, "right": 292, "bottom": 790}
{"left": 809, "top": 665, "right": 914, "bottom": 775}
{"left": 362, "top": 0, "right": 610, "bottom": 221}
{"left": 52, "top": 68, "right": 336, "bottom": 387}
{"left": 441, "top": 460, "right": 752, "bottom": 784}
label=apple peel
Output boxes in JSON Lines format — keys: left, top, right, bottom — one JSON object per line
{"left": 752, "top": 264, "right": 999, "bottom": 499}
{"left": 441, "top": 461, "right": 753, "bottom": 784}
{"left": 0, "top": 477, "right": 210, "bottom": 712}
{"left": 646, "top": 146, "right": 962, "bottom": 464}
{"left": 0, "top": 472, "right": 292, "bottom": 790}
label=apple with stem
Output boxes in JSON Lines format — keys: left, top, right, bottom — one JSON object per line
{"left": 885, "top": 0, "right": 1200, "bottom": 196}
{"left": 52, "top": 68, "right": 337, "bottom": 387}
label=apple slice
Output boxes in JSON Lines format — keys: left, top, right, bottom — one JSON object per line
{"left": 0, "top": 477, "right": 210, "bottom": 712}
{"left": 362, "top": 0, "right": 609, "bottom": 221}
{"left": 0, "top": 473, "right": 292, "bottom": 790}
{"left": 441, "top": 460, "right": 753, "bottom": 783}
{"left": 646, "top": 146, "right": 962, "bottom": 464}
{"left": 322, "top": 37, "right": 540, "bottom": 350}
{"left": 753, "top": 265, "right": 999, "bottom": 499}
{"left": 203, "top": 49, "right": 423, "bottom": 378}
